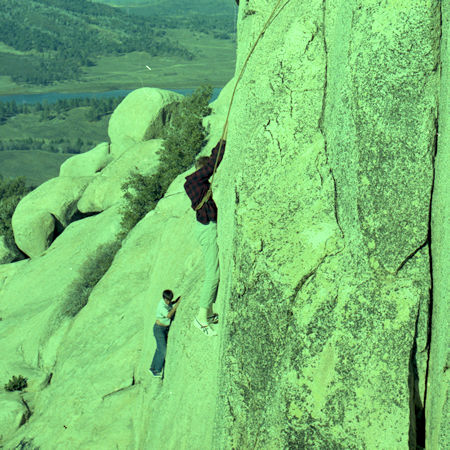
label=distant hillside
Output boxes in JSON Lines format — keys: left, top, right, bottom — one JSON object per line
{"left": 0, "top": 0, "right": 198, "bottom": 85}
{"left": 93, "top": 0, "right": 236, "bottom": 16}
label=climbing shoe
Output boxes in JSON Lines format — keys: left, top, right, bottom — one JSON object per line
{"left": 193, "top": 318, "right": 217, "bottom": 336}
{"left": 207, "top": 313, "right": 219, "bottom": 324}
{"left": 150, "top": 369, "right": 163, "bottom": 378}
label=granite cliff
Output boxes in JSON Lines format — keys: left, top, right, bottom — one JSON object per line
{"left": 0, "top": 0, "right": 448, "bottom": 449}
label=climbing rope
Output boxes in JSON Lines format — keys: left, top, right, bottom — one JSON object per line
{"left": 194, "top": 0, "right": 289, "bottom": 211}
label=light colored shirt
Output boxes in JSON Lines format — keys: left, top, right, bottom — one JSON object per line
{"left": 155, "top": 298, "right": 173, "bottom": 326}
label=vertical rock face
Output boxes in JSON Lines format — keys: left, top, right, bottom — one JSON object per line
{"left": 427, "top": 1, "right": 449, "bottom": 448}
{"left": 213, "top": 1, "right": 440, "bottom": 448}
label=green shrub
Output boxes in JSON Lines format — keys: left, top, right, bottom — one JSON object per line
{"left": 0, "top": 175, "right": 34, "bottom": 250}
{"left": 4, "top": 375, "right": 28, "bottom": 392}
{"left": 117, "top": 171, "right": 165, "bottom": 240}
{"left": 118, "top": 84, "right": 213, "bottom": 237}
{"left": 60, "top": 239, "right": 122, "bottom": 317}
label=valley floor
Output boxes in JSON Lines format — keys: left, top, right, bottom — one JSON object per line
{"left": 0, "top": 29, "right": 236, "bottom": 95}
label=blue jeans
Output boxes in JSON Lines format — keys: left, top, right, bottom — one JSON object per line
{"left": 150, "top": 323, "right": 170, "bottom": 374}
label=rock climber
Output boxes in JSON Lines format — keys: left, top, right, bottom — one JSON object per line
{"left": 183, "top": 124, "right": 228, "bottom": 336}
{"left": 149, "top": 289, "right": 181, "bottom": 377}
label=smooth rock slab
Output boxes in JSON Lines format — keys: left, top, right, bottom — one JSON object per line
{"left": 0, "top": 395, "right": 24, "bottom": 442}
{"left": 0, "top": 204, "right": 123, "bottom": 444}
{"left": 426, "top": 0, "right": 450, "bottom": 447}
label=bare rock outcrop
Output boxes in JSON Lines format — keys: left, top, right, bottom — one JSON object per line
{"left": 59, "top": 142, "right": 112, "bottom": 177}
{"left": 0, "top": 204, "right": 123, "bottom": 443}
{"left": 108, "top": 87, "right": 183, "bottom": 157}
{"left": 77, "top": 139, "right": 163, "bottom": 212}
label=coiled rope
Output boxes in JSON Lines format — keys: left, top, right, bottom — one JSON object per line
{"left": 194, "top": 0, "right": 289, "bottom": 211}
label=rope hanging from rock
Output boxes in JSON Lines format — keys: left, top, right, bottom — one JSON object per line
{"left": 194, "top": 0, "right": 288, "bottom": 211}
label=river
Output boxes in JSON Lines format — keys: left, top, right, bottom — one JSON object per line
{"left": 0, "top": 87, "right": 222, "bottom": 105}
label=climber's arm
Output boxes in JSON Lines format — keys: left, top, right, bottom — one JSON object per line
{"left": 187, "top": 139, "right": 226, "bottom": 185}
{"left": 208, "top": 138, "right": 226, "bottom": 171}
{"left": 167, "top": 298, "right": 180, "bottom": 319}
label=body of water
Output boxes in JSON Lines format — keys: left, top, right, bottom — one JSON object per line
{"left": 0, "top": 87, "right": 222, "bottom": 105}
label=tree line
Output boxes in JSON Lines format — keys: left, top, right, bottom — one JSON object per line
{"left": 0, "top": 0, "right": 197, "bottom": 85}
{"left": 184, "top": 14, "right": 236, "bottom": 39}
{"left": 0, "top": 96, "right": 125, "bottom": 124}
{"left": 0, "top": 96, "right": 123, "bottom": 154}
{"left": 0, "top": 137, "right": 95, "bottom": 154}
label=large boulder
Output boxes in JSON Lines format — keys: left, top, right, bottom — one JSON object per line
{"left": 59, "top": 142, "right": 112, "bottom": 177}
{"left": 108, "top": 88, "right": 183, "bottom": 158}
{"left": 11, "top": 176, "right": 93, "bottom": 258}
{"left": 77, "top": 139, "right": 163, "bottom": 213}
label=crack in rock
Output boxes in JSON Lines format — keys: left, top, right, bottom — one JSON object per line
{"left": 304, "top": 22, "right": 319, "bottom": 55}
{"left": 395, "top": 240, "right": 428, "bottom": 275}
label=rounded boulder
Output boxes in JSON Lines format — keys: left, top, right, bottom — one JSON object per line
{"left": 108, "top": 88, "right": 183, "bottom": 158}
{"left": 59, "top": 142, "right": 112, "bottom": 177}
{"left": 11, "top": 176, "right": 93, "bottom": 258}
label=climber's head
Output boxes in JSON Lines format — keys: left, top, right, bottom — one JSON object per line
{"left": 195, "top": 156, "right": 209, "bottom": 170}
{"left": 162, "top": 289, "right": 174, "bottom": 305}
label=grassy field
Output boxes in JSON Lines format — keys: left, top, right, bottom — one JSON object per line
{"left": 0, "top": 151, "right": 74, "bottom": 187}
{"left": 0, "top": 28, "right": 236, "bottom": 95}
